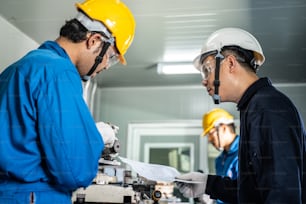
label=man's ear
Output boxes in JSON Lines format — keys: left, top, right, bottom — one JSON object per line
{"left": 86, "top": 33, "right": 101, "bottom": 49}
{"left": 219, "top": 124, "right": 228, "bottom": 135}
{"left": 226, "top": 55, "right": 238, "bottom": 73}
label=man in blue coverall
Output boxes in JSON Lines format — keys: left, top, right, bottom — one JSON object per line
{"left": 175, "top": 28, "right": 306, "bottom": 203}
{"left": 201, "top": 108, "right": 239, "bottom": 204}
{"left": 0, "top": 0, "right": 135, "bottom": 203}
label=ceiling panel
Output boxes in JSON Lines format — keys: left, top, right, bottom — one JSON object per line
{"left": 0, "top": 0, "right": 305, "bottom": 87}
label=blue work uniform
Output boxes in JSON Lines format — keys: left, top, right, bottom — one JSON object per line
{"left": 0, "top": 41, "right": 104, "bottom": 204}
{"left": 205, "top": 78, "right": 306, "bottom": 203}
{"left": 215, "top": 136, "right": 239, "bottom": 204}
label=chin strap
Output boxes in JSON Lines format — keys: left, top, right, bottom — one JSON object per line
{"left": 213, "top": 51, "right": 224, "bottom": 104}
{"left": 216, "top": 127, "right": 224, "bottom": 151}
{"left": 81, "top": 42, "right": 111, "bottom": 82}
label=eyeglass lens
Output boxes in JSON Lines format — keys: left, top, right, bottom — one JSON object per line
{"left": 200, "top": 64, "right": 213, "bottom": 80}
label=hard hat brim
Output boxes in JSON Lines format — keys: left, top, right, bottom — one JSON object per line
{"left": 119, "top": 55, "right": 127, "bottom": 65}
{"left": 200, "top": 131, "right": 207, "bottom": 137}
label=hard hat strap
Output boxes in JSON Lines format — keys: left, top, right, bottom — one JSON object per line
{"left": 81, "top": 41, "right": 111, "bottom": 82}
{"left": 213, "top": 51, "right": 224, "bottom": 104}
{"left": 215, "top": 126, "right": 223, "bottom": 151}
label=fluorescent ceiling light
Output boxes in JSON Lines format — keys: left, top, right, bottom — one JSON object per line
{"left": 157, "top": 62, "right": 200, "bottom": 75}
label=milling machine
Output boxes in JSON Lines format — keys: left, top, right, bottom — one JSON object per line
{"left": 71, "top": 122, "right": 164, "bottom": 204}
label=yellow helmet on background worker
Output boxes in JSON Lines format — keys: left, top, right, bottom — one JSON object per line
{"left": 201, "top": 108, "right": 234, "bottom": 136}
{"left": 193, "top": 27, "right": 265, "bottom": 72}
{"left": 75, "top": 0, "right": 136, "bottom": 65}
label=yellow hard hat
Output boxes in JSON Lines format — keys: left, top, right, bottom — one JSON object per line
{"left": 76, "top": 0, "right": 136, "bottom": 65}
{"left": 201, "top": 108, "right": 234, "bottom": 136}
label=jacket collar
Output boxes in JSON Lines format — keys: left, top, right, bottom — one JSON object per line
{"left": 237, "top": 77, "right": 272, "bottom": 110}
{"left": 227, "top": 135, "right": 240, "bottom": 154}
{"left": 38, "top": 41, "right": 70, "bottom": 59}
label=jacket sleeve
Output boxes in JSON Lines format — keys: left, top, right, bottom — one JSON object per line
{"left": 36, "top": 69, "right": 104, "bottom": 191}
{"left": 205, "top": 175, "right": 238, "bottom": 203}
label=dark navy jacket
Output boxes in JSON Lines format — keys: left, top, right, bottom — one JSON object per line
{"left": 206, "top": 77, "right": 306, "bottom": 204}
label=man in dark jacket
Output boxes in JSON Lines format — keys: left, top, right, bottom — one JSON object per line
{"left": 175, "top": 27, "right": 306, "bottom": 203}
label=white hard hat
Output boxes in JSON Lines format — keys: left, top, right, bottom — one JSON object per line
{"left": 193, "top": 27, "right": 265, "bottom": 71}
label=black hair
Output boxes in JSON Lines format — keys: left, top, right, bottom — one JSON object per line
{"left": 221, "top": 46, "right": 258, "bottom": 72}
{"left": 59, "top": 19, "right": 88, "bottom": 43}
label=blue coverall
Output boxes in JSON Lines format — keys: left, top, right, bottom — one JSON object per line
{"left": 205, "top": 77, "right": 306, "bottom": 203}
{"left": 215, "top": 136, "right": 239, "bottom": 204}
{"left": 0, "top": 41, "right": 104, "bottom": 203}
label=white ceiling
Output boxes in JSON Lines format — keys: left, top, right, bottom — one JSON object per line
{"left": 0, "top": 0, "right": 306, "bottom": 87}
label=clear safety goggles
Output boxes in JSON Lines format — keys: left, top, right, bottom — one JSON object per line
{"left": 199, "top": 55, "right": 227, "bottom": 80}
{"left": 200, "top": 60, "right": 216, "bottom": 80}
{"left": 105, "top": 46, "right": 120, "bottom": 68}
{"left": 100, "top": 36, "right": 120, "bottom": 69}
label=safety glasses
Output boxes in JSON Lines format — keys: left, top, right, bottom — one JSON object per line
{"left": 105, "top": 46, "right": 120, "bottom": 68}
{"left": 200, "top": 60, "right": 215, "bottom": 80}
{"left": 200, "top": 55, "right": 227, "bottom": 80}
{"left": 100, "top": 36, "right": 120, "bottom": 69}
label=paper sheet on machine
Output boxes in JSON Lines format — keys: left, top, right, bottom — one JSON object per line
{"left": 119, "top": 156, "right": 181, "bottom": 182}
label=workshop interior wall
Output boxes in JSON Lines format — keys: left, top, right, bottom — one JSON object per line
{"left": 93, "top": 84, "right": 306, "bottom": 170}
{"left": 0, "top": 16, "right": 38, "bottom": 73}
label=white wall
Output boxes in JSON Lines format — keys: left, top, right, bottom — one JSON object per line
{"left": 0, "top": 16, "right": 38, "bottom": 72}
{"left": 93, "top": 84, "right": 306, "bottom": 158}
{"left": 93, "top": 85, "right": 238, "bottom": 157}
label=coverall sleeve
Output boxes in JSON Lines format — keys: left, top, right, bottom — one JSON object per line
{"left": 36, "top": 69, "right": 104, "bottom": 191}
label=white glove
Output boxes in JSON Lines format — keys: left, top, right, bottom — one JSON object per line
{"left": 198, "top": 194, "right": 214, "bottom": 204}
{"left": 96, "top": 122, "right": 118, "bottom": 147}
{"left": 175, "top": 172, "right": 208, "bottom": 198}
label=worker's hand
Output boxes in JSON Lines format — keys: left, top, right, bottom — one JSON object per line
{"left": 175, "top": 172, "right": 208, "bottom": 198}
{"left": 198, "top": 194, "right": 214, "bottom": 204}
{"left": 96, "top": 122, "right": 118, "bottom": 147}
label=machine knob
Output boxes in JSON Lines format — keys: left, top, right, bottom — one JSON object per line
{"left": 152, "top": 190, "right": 162, "bottom": 202}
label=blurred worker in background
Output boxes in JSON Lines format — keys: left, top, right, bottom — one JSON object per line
{"left": 175, "top": 27, "right": 306, "bottom": 203}
{"left": 0, "top": 0, "right": 135, "bottom": 203}
{"left": 202, "top": 108, "right": 239, "bottom": 204}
